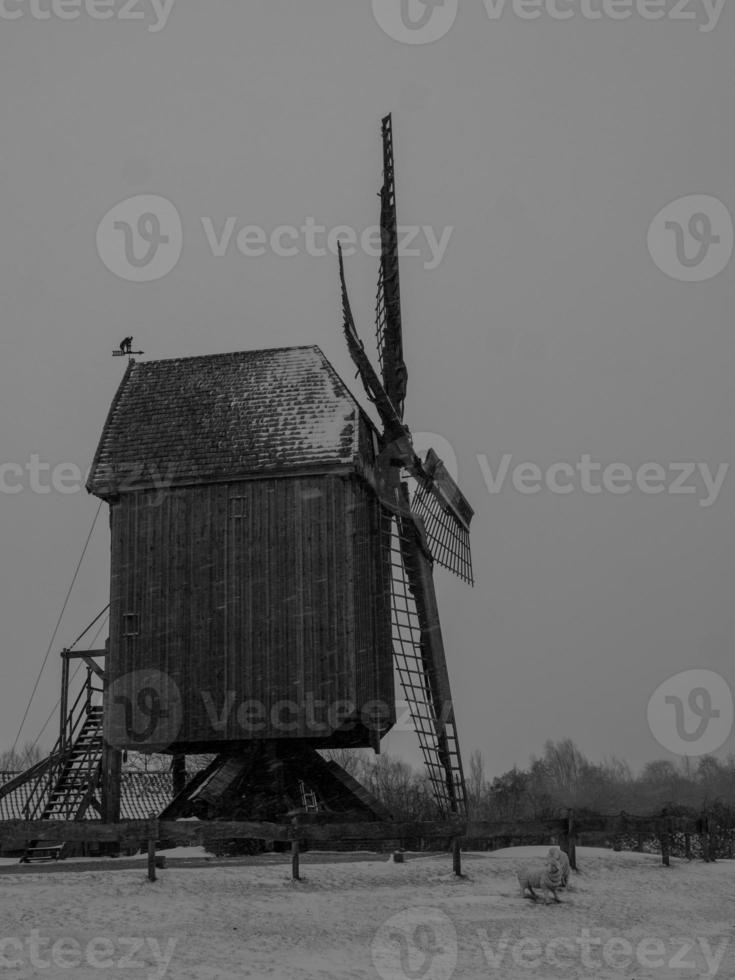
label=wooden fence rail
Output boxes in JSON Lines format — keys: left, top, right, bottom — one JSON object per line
{"left": 0, "top": 809, "right": 727, "bottom": 880}
{"left": 0, "top": 819, "right": 466, "bottom": 848}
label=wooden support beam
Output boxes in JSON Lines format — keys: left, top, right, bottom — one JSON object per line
{"left": 171, "top": 755, "right": 187, "bottom": 798}
{"left": 80, "top": 655, "right": 106, "bottom": 679}
{"left": 60, "top": 649, "right": 107, "bottom": 660}
{"left": 101, "top": 744, "right": 122, "bottom": 826}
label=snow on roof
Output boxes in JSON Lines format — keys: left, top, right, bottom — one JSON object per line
{"left": 87, "top": 346, "right": 368, "bottom": 496}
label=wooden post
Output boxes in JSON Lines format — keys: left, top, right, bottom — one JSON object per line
{"left": 452, "top": 837, "right": 462, "bottom": 877}
{"left": 101, "top": 744, "right": 122, "bottom": 824}
{"left": 59, "top": 651, "right": 70, "bottom": 751}
{"left": 613, "top": 810, "right": 626, "bottom": 852}
{"left": 684, "top": 832, "right": 692, "bottom": 861}
{"left": 147, "top": 814, "right": 157, "bottom": 882}
{"left": 700, "top": 810, "right": 712, "bottom": 863}
{"left": 100, "top": 652, "right": 122, "bottom": 853}
{"left": 564, "top": 809, "right": 577, "bottom": 871}
{"left": 100, "top": 743, "right": 122, "bottom": 857}
{"left": 291, "top": 814, "right": 300, "bottom": 881}
{"left": 22, "top": 805, "right": 30, "bottom": 861}
{"left": 147, "top": 837, "right": 156, "bottom": 881}
{"left": 172, "top": 755, "right": 187, "bottom": 798}
{"left": 660, "top": 810, "right": 670, "bottom": 867}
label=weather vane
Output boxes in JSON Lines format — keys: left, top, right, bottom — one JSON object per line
{"left": 112, "top": 337, "right": 144, "bottom": 359}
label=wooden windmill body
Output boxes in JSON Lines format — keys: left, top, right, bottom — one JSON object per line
{"left": 88, "top": 116, "right": 474, "bottom": 824}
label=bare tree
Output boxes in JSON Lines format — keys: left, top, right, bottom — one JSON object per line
{"left": 466, "top": 749, "right": 487, "bottom": 818}
{"left": 0, "top": 741, "right": 44, "bottom": 771}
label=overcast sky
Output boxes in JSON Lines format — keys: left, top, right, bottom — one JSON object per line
{"left": 1, "top": 0, "right": 733, "bottom": 778}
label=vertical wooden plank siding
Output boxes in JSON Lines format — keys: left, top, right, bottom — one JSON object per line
{"left": 104, "top": 475, "right": 394, "bottom": 750}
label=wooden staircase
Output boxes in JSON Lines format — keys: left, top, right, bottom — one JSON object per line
{"left": 17, "top": 680, "right": 105, "bottom": 863}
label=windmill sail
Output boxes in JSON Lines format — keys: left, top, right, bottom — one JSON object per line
{"left": 411, "top": 449, "right": 474, "bottom": 584}
{"left": 340, "top": 243, "right": 404, "bottom": 440}
{"left": 387, "top": 492, "right": 466, "bottom": 817}
{"left": 337, "top": 114, "right": 473, "bottom": 817}
{"left": 375, "top": 114, "right": 407, "bottom": 419}
{"left": 342, "top": 244, "right": 474, "bottom": 582}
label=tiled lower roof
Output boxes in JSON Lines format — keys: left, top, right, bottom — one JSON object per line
{"left": 0, "top": 771, "right": 175, "bottom": 822}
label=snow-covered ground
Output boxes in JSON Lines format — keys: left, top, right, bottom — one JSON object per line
{"left": 0, "top": 846, "right": 732, "bottom": 979}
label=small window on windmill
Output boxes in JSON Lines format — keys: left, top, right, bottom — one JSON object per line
{"left": 229, "top": 497, "right": 246, "bottom": 519}
{"left": 123, "top": 612, "right": 140, "bottom": 637}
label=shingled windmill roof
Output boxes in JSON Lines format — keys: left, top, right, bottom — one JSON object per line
{"left": 87, "top": 346, "right": 370, "bottom": 497}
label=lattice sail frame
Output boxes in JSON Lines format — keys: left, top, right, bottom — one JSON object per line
{"left": 375, "top": 113, "right": 407, "bottom": 420}
{"left": 411, "top": 449, "right": 474, "bottom": 586}
{"left": 383, "top": 503, "right": 466, "bottom": 818}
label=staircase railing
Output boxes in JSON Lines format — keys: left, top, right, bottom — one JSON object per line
{"left": 22, "top": 668, "right": 103, "bottom": 822}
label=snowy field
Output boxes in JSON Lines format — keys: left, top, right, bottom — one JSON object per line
{"left": 0, "top": 846, "right": 732, "bottom": 979}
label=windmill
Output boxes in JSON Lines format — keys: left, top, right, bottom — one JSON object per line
{"left": 2, "top": 116, "right": 474, "bottom": 850}
{"left": 338, "top": 114, "right": 474, "bottom": 816}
